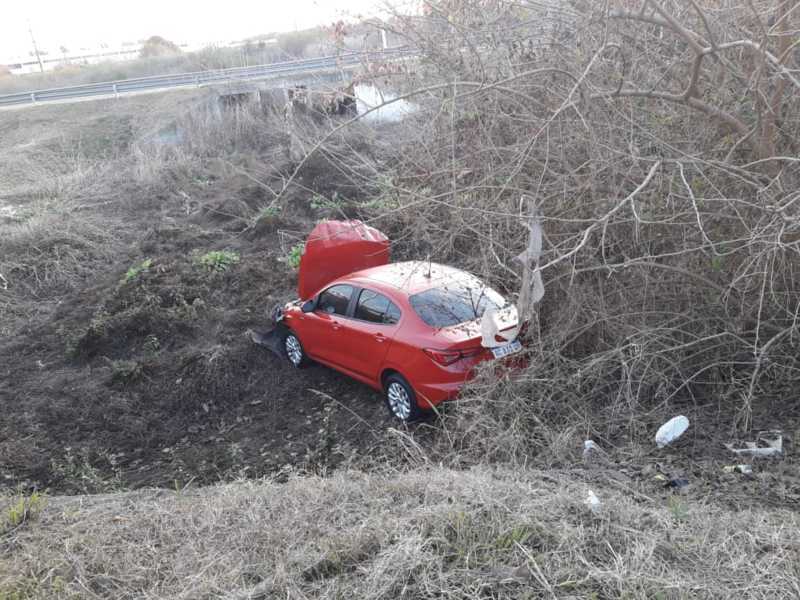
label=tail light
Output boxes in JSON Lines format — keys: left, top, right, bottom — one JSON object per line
{"left": 424, "top": 347, "right": 484, "bottom": 366}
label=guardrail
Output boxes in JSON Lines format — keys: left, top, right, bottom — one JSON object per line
{"left": 0, "top": 48, "right": 414, "bottom": 107}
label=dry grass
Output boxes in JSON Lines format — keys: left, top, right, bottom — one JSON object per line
{"left": 0, "top": 29, "right": 327, "bottom": 96}
{"left": 1, "top": 466, "right": 798, "bottom": 599}
{"left": 0, "top": 88, "right": 288, "bottom": 336}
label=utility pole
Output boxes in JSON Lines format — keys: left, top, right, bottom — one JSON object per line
{"left": 28, "top": 21, "right": 45, "bottom": 73}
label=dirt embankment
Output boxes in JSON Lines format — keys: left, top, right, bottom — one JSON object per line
{"left": 0, "top": 92, "right": 397, "bottom": 494}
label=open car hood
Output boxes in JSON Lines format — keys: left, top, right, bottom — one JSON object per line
{"left": 297, "top": 220, "right": 390, "bottom": 300}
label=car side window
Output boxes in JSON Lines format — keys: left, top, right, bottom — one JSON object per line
{"left": 355, "top": 289, "right": 401, "bottom": 325}
{"left": 317, "top": 284, "right": 354, "bottom": 316}
{"left": 384, "top": 301, "right": 401, "bottom": 325}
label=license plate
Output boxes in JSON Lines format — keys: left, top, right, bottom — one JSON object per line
{"left": 491, "top": 340, "right": 522, "bottom": 359}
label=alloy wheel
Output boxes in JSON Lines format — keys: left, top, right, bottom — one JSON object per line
{"left": 387, "top": 381, "right": 412, "bottom": 420}
{"left": 285, "top": 334, "right": 303, "bottom": 367}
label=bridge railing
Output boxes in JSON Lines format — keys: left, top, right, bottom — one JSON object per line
{"left": 0, "top": 48, "right": 414, "bottom": 107}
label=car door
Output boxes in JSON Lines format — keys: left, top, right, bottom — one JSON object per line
{"left": 335, "top": 287, "right": 402, "bottom": 379}
{"left": 300, "top": 283, "right": 355, "bottom": 366}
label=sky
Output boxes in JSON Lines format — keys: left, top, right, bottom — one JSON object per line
{"left": 0, "top": 0, "right": 389, "bottom": 62}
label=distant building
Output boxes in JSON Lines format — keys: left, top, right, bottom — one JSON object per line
{"left": 2, "top": 41, "right": 192, "bottom": 76}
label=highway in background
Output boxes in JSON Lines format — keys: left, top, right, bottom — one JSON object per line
{"left": 0, "top": 48, "right": 412, "bottom": 108}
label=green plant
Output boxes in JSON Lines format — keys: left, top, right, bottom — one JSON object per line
{"left": 3, "top": 490, "right": 45, "bottom": 533}
{"left": 50, "top": 448, "right": 124, "bottom": 494}
{"left": 0, "top": 578, "right": 43, "bottom": 600}
{"left": 124, "top": 258, "right": 152, "bottom": 283}
{"left": 668, "top": 496, "right": 690, "bottom": 522}
{"left": 287, "top": 243, "right": 304, "bottom": 269}
{"left": 493, "top": 524, "right": 535, "bottom": 550}
{"left": 310, "top": 192, "right": 340, "bottom": 211}
{"left": 199, "top": 250, "right": 240, "bottom": 272}
{"left": 259, "top": 205, "right": 280, "bottom": 219}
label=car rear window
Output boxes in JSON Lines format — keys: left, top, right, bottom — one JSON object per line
{"left": 355, "top": 289, "right": 401, "bottom": 325}
{"left": 409, "top": 283, "right": 507, "bottom": 328}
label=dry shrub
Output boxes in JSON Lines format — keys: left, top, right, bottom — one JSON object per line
{"left": 282, "top": 0, "right": 800, "bottom": 447}
{"left": 0, "top": 210, "right": 116, "bottom": 297}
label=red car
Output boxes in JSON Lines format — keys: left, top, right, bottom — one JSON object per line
{"left": 275, "top": 221, "right": 523, "bottom": 421}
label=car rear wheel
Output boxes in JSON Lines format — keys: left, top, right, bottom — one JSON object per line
{"left": 284, "top": 331, "right": 310, "bottom": 368}
{"left": 384, "top": 373, "right": 422, "bottom": 422}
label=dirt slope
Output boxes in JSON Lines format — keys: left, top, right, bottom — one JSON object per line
{"left": 0, "top": 92, "right": 394, "bottom": 493}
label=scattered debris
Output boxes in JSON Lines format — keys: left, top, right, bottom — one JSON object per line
{"left": 582, "top": 440, "right": 610, "bottom": 467}
{"left": 664, "top": 477, "right": 690, "bottom": 490}
{"left": 247, "top": 327, "right": 286, "bottom": 358}
{"left": 722, "top": 464, "right": 753, "bottom": 475}
{"left": 479, "top": 305, "right": 520, "bottom": 348}
{"left": 584, "top": 490, "right": 601, "bottom": 514}
{"left": 655, "top": 415, "right": 690, "bottom": 448}
{"left": 480, "top": 201, "right": 543, "bottom": 348}
{"left": 725, "top": 431, "right": 783, "bottom": 458}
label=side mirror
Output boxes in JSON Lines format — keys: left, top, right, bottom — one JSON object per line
{"left": 301, "top": 299, "right": 316, "bottom": 313}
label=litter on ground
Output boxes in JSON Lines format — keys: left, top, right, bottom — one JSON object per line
{"left": 664, "top": 477, "right": 690, "bottom": 490}
{"left": 722, "top": 464, "right": 753, "bottom": 475}
{"left": 584, "top": 490, "right": 601, "bottom": 514}
{"left": 582, "top": 440, "right": 610, "bottom": 467}
{"left": 655, "top": 415, "right": 690, "bottom": 448}
{"left": 725, "top": 431, "right": 783, "bottom": 458}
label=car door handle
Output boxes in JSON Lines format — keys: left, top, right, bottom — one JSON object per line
{"left": 331, "top": 320, "right": 341, "bottom": 331}
{"left": 375, "top": 333, "right": 386, "bottom": 342}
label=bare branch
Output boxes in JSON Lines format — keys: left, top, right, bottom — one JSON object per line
{"left": 687, "top": 0, "right": 717, "bottom": 50}
{"left": 678, "top": 162, "right": 715, "bottom": 249}
{"left": 647, "top": 1, "right": 707, "bottom": 53}
{"left": 538, "top": 161, "right": 662, "bottom": 273}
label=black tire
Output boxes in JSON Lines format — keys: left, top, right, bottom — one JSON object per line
{"left": 284, "top": 331, "right": 310, "bottom": 368}
{"left": 384, "top": 373, "right": 423, "bottom": 422}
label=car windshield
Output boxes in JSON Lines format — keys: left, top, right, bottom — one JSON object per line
{"left": 409, "top": 281, "right": 508, "bottom": 328}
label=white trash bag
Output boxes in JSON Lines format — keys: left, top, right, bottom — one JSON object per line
{"left": 582, "top": 440, "right": 610, "bottom": 467}
{"left": 584, "top": 490, "right": 601, "bottom": 514}
{"left": 655, "top": 415, "right": 690, "bottom": 448}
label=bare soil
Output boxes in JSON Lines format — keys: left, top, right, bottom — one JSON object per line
{"left": 0, "top": 93, "right": 397, "bottom": 494}
{"left": 0, "top": 223, "right": 394, "bottom": 492}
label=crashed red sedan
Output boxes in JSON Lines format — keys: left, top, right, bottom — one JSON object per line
{"left": 274, "top": 220, "right": 522, "bottom": 421}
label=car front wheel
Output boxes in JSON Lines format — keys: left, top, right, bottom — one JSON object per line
{"left": 384, "top": 373, "right": 422, "bottom": 422}
{"left": 284, "top": 331, "right": 310, "bottom": 368}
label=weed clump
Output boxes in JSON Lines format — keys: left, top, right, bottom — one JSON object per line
{"left": 287, "top": 243, "right": 304, "bottom": 269}
{"left": 49, "top": 447, "right": 123, "bottom": 494}
{"left": 258, "top": 206, "right": 280, "bottom": 220}
{"left": 2, "top": 490, "right": 45, "bottom": 534}
{"left": 123, "top": 258, "right": 152, "bottom": 283}
{"left": 198, "top": 250, "right": 240, "bottom": 272}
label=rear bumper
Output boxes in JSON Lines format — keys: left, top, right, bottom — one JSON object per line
{"left": 411, "top": 347, "right": 529, "bottom": 409}
{"left": 414, "top": 380, "right": 466, "bottom": 408}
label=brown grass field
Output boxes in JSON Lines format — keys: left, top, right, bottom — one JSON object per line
{"left": 4, "top": 467, "right": 800, "bottom": 599}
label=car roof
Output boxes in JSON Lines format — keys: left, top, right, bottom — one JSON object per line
{"left": 344, "top": 260, "right": 477, "bottom": 296}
